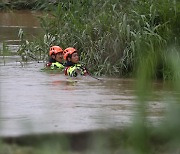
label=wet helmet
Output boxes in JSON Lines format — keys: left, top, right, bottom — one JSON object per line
{"left": 49, "top": 46, "right": 63, "bottom": 56}
{"left": 63, "top": 47, "right": 77, "bottom": 60}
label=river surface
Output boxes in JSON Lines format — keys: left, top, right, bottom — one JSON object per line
{"left": 0, "top": 58, "right": 166, "bottom": 137}
{"left": 0, "top": 10, "right": 42, "bottom": 52}
{"left": 0, "top": 11, "right": 166, "bottom": 137}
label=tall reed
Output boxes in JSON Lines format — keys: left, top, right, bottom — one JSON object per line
{"left": 17, "top": 0, "right": 180, "bottom": 79}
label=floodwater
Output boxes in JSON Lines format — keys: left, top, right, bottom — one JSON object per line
{"left": 0, "top": 10, "right": 42, "bottom": 52}
{"left": 0, "top": 11, "right": 166, "bottom": 137}
{"left": 0, "top": 58, "right": 166, "bottom": 137}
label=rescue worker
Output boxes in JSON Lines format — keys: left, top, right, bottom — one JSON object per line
{"left": 63, "top": 47, "right": 88, "bottom": 77}
{"left": 46, "top": 46, "right": 65, "bottom": 70}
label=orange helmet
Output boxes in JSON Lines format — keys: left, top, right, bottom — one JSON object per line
{"left": 63, "top": 47, "right": 77, "bottom": 60}
{"left": 49, "top": 46, "right": 63, "bottom": 56}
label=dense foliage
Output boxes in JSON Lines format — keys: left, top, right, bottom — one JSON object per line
{"left": 5, "top": 0, "right": 179, "bottom": 78}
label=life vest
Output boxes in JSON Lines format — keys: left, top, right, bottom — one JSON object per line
{"left": 46, "top": 62, "right": 64, "bottom": 70}
{"left": 51, "top": 62, "right": 64, "bottom": 70}
{"left": 64, "top": 64, "right": 88, "bottom": 77}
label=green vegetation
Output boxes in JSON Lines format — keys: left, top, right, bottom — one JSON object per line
{"left": 16, "top": 0, "right": 180, "bottom": 79}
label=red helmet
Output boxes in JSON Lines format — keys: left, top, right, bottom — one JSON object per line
{"left": 49, "top": 46, "right": 63, "bottom": 56}
{"left": 63, "top": 47, "right": 77, "bottom": 60}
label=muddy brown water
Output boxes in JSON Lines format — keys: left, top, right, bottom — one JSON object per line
{"left": 0, "top": 10, "right": 42, "bottom": 52}
{"left": 0, "top": 11, "right": 166, "bottom": 137}
{"left": 0, "top": 58, "right": 166, "bottom": 137}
